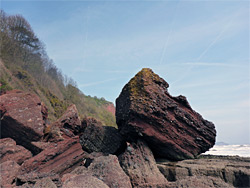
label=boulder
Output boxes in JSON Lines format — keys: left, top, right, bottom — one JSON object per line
{"left": 0, "top": 138, "right": 32, "bottom": 165}
{"left": 80, "top": 118, "right": 126, "bottom": 155}
{"left": 19, "top": 137, "right": 85, "bottom": 176}
{"left": 119, "top": 140, "right": 168, "bottom": 188}
{"left": 62, "top": 174, "right": 109, "bottom": 188}
{"left": 0, "top": 90, "right": 47, "bottom": 154}
{"left": 157, "top": 155, "right": 250, "bottom": 187}
{"left": 116, "top": 68, "right": 216, "bottom": 160}
{"left": 88, "top": 155, "right": 132, "bottom": 188}
{"left": 0, "top": 160, "right": 20, "bottom": 187}
{"left": 43, "top": 104, "right": 81, "bottom": 142}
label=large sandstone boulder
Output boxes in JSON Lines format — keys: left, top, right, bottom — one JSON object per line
{"left": 119, "top": 140, "right": 168, "bottom": 188}
{"left": 0, "top": 138, "right": 32, "bottom": 165}
{"left": 0, "top": 90, "right": 48, "bottom": 154}
{"left": 80, "top": 118, "right": 126, "bottom": 155}
{"left": 116, "top": 68, "right": 216, "bottom": 160}
{"left": 19, "top": 137, "right": 85, "bottom": 176}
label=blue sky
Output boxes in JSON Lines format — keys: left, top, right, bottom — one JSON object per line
{"left": 2, "top": 0, "right": 249, "bottom": 144}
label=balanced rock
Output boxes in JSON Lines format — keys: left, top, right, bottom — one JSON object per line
{"left": 80, "top": 118, "right": 126, "bottom": 155}
{"left": 116, "top": 68, "right": 216, "bottom": 160}
{"left": 0, "top": 90, "right": 48, "bottom": 154}
{"left": 0, "top": 138, "right": 32, "bottom": 165}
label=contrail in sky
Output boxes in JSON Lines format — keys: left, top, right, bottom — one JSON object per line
{"left": 159, "top": 0, "right": 181, "bottom": 65}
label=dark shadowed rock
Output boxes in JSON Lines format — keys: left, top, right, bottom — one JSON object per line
{"left": 80, "top": 118, "right": 126, "bottom": 155}
{"left": 19, "top": 137, "right": 85, "bottom": 176}
{"left": 62, "top": 174, "right": 109, "bottom": 188}
{"left": 0, "top": 90, "right": 47, "bottom": 154}
{"left": 89, "top": 155, "right": 132, "bottom": 188}
{"left": 43, "top": 104, "right": 81, "bottom": 142}
{"left": 0, "top": 160, "right": 20, "bottom": 187}
{"left": 0, "top": 138, "right": 32, "bottom": 165}
{"left": 157, "top": 155, "right": 250, "bottom": 188}
{"left": 116, "top": 68, "right": 216, "bottom": 160}
{"left": 119, "top": 140, "right": 168, "bottom": 188}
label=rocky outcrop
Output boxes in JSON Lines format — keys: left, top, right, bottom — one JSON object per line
{"left": 157, "top": 155, "right": 250, "bottom": 188}
{"left": 0, "top": 160, "right": 20, "bottom": 187}
{"left": 43, "top": 104, "right": 81, "bottom": 142}
{"left": 0, "top": 90, "right": 47, "bottom": 154}
{"left": 119, "top": 140, "right": 168, "bottom": 188}
{"left": 80, "top": 118, "right": 126, "bottom": 155}
{"left": 0, "top": 138, "right": 32, "bottom": 165}
{"left": 116, "top": 68, "right": 216, "bottom": 160}
{"left": 19, "top": 137, "right": 85, "bottom": 176}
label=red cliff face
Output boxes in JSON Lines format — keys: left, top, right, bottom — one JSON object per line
{"left": 105, "top": 103, "right": 116, "bottom": 116}
{"left": 116, "top": 68, "right": 216, "bottom": 160}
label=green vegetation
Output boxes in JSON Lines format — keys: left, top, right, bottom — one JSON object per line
{"left": 0, "top": 10, "right": 116, "bottom": 127}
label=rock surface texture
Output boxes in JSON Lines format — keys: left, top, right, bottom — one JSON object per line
{"left": 0, "top": 160, "right": 20, "bottom": 187}
{"left": 119, "top": 140, "right": 168, "bottom": 188}
{"left": 116, "top": 68, "right": 216, "bottom": 160}
{"left": 0, "top": 138, "right": 32, "bottom": 165}
{"left": 157, "top": 155, "right": 250, "bottom": 188}
{"left": 80, "top": 118, "right": 126, "bottom": 154}
{"left": 0, "top": 90, "right": 47, "bottom": 154}
{"left": 19, "top": 137, "right": 85, "bottom": 176}
{"left": 43, "top": 104, "right": 81, "bottom": 142}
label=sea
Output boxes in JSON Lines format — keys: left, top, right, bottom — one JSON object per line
{"left": 204, "top": 144, "right": 250, "bottom": 157}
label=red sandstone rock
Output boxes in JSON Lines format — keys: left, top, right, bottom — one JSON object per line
{"left": 62, "top": 174, "right": 109, "bottom": 188}
{"left": 0, "top": 138, "right": 32, "bottom": 165}
{"left": 0, "top": 160, "right": 20, "bottom": 187}
{"left": 43, "top": 104, "right": 81, "bottom": 142}
{"left": 116, "top": 68, "right": 216, "bottom": 160}
{"left": 119, "top": 140, "right": 168, "bottom": 188}
{"left": 0, "top": 90, "right": 47, "bottom": 154}
{"left": 89, "top": 155, "right": 132, "bottom": 188}
{"left": 20, "top": 137, "right": 85, "bottom": 176}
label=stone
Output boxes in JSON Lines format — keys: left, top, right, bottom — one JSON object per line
{"left": 88, "top": 155, "right": 132, "bottom": 188}
{"left": 19, "top": 137, "right": 85, "bottom": 176}
{"left": 0, "top": 90, "right": 47, "bottom": 154}
{"left": 157, "top": 155, "right": 250, "bottom": 188}
{"left": 43, "top": 104, "right": 81, "bottom": 142}
{"left": 0, "top": 138, "right": 32, "bottom": 165}
{"left": 116, "top": 68, "right": 216, "bottom": 160}
{"left": 0, "top": 160, "right": 20, "bottom": 187}
{"left": 62, "top": 174, "right": 109, "bottom": 188}
{"left": 119, "top": 140, "right": 168, "bottom": 188}
{"left": 33, "top": 177, "right": 57, "bottom": 188}
{"left": 80, "top": 118, "right": 126, "bottom": 155}
{"left": 15, "top": 172, "right": 61, "bottom": 188}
